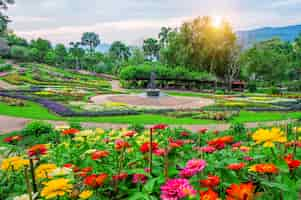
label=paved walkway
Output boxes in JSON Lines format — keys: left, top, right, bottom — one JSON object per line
{"left": 0, "top": 115, "right": 296, "bottom": 134}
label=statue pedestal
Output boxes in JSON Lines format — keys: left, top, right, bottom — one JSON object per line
{"left": 146, "top": 89, "right": 161, "bottom": 97}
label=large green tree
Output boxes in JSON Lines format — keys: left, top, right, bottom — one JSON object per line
{"left": 109, "top": 41, "right": 131, "bottom": 61}
{"left": 81, "top": 32, "right": 100, "bottom": 53}
{"left": 0, "top": 0, "right": 14, "bottom": 34}
{"left": 158, "top": 27, "right": 172, "bottom": 48}
{"left": 54, "top": 44, "right": 67, "bottom": 65}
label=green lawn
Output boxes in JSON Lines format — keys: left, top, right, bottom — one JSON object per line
{"left": 0, "top": 101, "right": 300, "bottom": 125}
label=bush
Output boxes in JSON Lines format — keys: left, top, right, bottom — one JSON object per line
{"left": 248, "top": 82, "right": 257, "bottom": 93}
{"left": 10, "top": 45, "right": 30, "bottom": 61}
{"left": 23, "top": 121, "right": 53, "bottom": 136}
{"left": 69, "top": 121, "right": 82, "bottom": 130}
{"left": 0, "top": 64, "right": 12, "bottom": 72}
{"left": 270, "top": 87, "right": 281, "bottom": 95}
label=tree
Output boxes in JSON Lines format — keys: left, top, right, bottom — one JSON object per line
{"left": 158, "top": 27, "right": 172, "bottom": 48}
{"left": 143, "top": 38, "right": 160, "bottom": 61}
{"left": 128, "top": 47, "right": 144, "bottom": 65}
{"left": 6, "top": 33, "right": 28, "bottom": 46}
{"left": 81, "top": 32, "right": 100, "bottom": 53}
{"left": 44, "top": 50, "right": 57, "bottom": 65}
{"left": 30, "top": 38, "right": 52, "bottom": 62}
{"left": 54, "top": 44, "right": 67, "bottom": 65}
{"left": 69, "top": 42, "right": 85, "bottom": 69}
{"left": 0, "top": 0, "right": 14, "bottom": 35}
{"left": 10, "top": 45, "right": 30, "bottom": 61}
{"left": 226, "top": 46, "right": 241, "bottom": 91}
{"left": 109, "top": 41, "right": 131, "bottom": 61}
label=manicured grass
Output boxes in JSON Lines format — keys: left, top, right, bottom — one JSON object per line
{"left": 0, "top": 101, "right": 300, "bottom": 125}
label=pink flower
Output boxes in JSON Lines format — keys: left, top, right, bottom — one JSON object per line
{"left": 179, "top": 159, "right": 206, "bottom": 178}
{"left": 232, "top": 142, "right": 242, "bottom": 148}
{"left": 161, "top": 178, "right": 196, "bottom": 200}
{"left": 154, "top": 149, "right": 167, "bottom": 157}
{"left": 132, "top": 174, "right": 147, "bottom": 184}
{"left": 200, "top": 146, "right": 216, "bottom": 153}
{"left": 244, "top": 156, "right": 254, "bottom": 161}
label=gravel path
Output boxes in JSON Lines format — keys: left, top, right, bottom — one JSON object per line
{"left": 0, "top": 115, "right": 295, "bottom": 135}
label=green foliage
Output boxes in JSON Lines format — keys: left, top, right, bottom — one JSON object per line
{"left": 23, "top": 121, "right": 54, "bottom": 136}
{"left": 0, "top": 63, "right": 12, "bottom": 72}
{"left": 68, "top": 121, "right": 82, "bottom": 130}
{"left": 81, "top": 32, "right": 100, "bottom": 53}
{"left": 119, "top": 64, "right": 215, "bottom": 81}
{"left": 10, "top": 45, "right": 30, "bottom": 61}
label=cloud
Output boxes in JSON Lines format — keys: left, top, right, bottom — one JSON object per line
{"left": 15, "top": 17, "right": 192, "bottom": 45}
{"left": 12, "top": 16, "right": 53, "bottom": 23}
{"left": 272, "top": 0, "right": 301, "bottom": 7}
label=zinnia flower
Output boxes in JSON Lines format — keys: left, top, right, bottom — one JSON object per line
{"left": 160, "top": 178, "right": 196, "bottom": 200}
{"left": 151, "top": 124, "right": 168, "bottom": 131}
{"left": 249, "top": 164, "right": 278, "bottom": 174}
{"left": 41, "top": 178, "right": 73, "bottom": 199}
{"left": 284, "top": 154, "right": 301, "bottom": 171}
{"left": 199, "top": 128, "right": 208, "bottom": 134}
{"left": 79, "top": 190, "right": 93, "bottom": 199}
{"left": 123, "top": 130, "right": 136, "bottom": 137}
{"left": 252, "top": 128, "right": 287, "bottom": 147}
{"left": 28, "top": 144, "right": 48, "bottom": 157}
{"left": 1, "top": 156, "right": 29, "bottom": 171}
{"left": 169, "top": 138, "right": 184, "bottom": 148}
{"left": 200, "top": 175, "right": 220, "bottom": 188}
{"left": 132, "top": 174, "right": 148, "bottom": 184}
{"left": 35, "top": 164, "right": 57, "bottom": 179}
{"left": 84, "top": 174, "right": 108, "bottom": 188}
{"left": 227, "top": 163, "right": 246, "bottom": 171}
{"left": 115, "top": 139, "right": 130, "bottom": 151}
{"left": 200, "top": 146, "right": 217, "bottom": 153}
{"left": 62, "top": 128, "right": 79, "bottom": 135}
{"left": 140, "top": 142, "right": 159, "bottom": 153}
{"left": 200, "top": 188, "right": 219, "bottom": 200}
{"left": 179, "top": 159, "right": 206, "bottom": 178}
{"left": 91, "top": 150, "right": 109, "bottom": 160}
{"left": 226, "top": 182, "right": 255, "bottom": 200}
{"left": 208, "top": 136, "right": 234, "bottom": 149}
{"left": 78, "top": 167, "right": 93, "bottom": 177}
{"left": 112, "top": 172, "right": 128, "bottom": 181}
{"left": 3, "top": 135, "right": 22, "bottom": 144}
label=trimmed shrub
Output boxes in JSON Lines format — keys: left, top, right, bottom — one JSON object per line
{"left": 23, "top": 121, "right": 53, "bottom": 136}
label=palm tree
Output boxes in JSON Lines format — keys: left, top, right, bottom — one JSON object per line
{"left": 81, "top": 32, "right": 100, "bottom": 53}
{"left": 158, "top": 27, "right": 172, "bottom": 48}
{"left": 109, "top": 41, "right": 131, "bottom": 61}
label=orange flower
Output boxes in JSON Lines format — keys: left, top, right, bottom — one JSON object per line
{"left": 226, "top": 182, "right": 255, "bottom": 200}
{"left": 28, "top": 144, "right": 48, "bottom": 157}
{"left": 91, "top": 150, "right": 109, "bottom": 160}
{"left": 84, "top": 174, "right": 108, "bottom": 188}
{"left": 249, "top": 164, "right": 278, "bottom": 174}
{"left": 208, "top": 136, "right": 234, "bottom": 149}
{"left": 284, "top": 154, "right": 301, "bottom": 171}
{"left": 200, "top": 175, "right": 220, "bottom": 188}
{"left": 227, "top": 163, "right": 246, "bottom": 171}
{"left": 115, "top": 140, "right": 130, "bottom": 151}
{"left": 200, "top": 188, "right": 219, "bottom": 200}
{"left": 62, "top": 128, "right": 79, "bottom": 135}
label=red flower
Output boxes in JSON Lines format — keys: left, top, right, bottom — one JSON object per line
{"left": 226, "top": 182, "right": 255, "bottom": 200}
{"left": 140, "top": 142, "right": 159, "bottom": 153}
{"left": 64, "top": 163, "right": 79, "bottom": 172}
{"left": 123, "top": 131, "right": 136, "bottom": 137}
{"left": 200, "top": 175, "right": 220, "bottom": 188}
{"left": 132, "top": 174, "right": 147, "bottom": 184}
{"left": 181, "top": 131, "right": 190, "bottom": 137}
{"left": 115, "top": 139, "right": 130, "bottom": 151}
{"left": 27, "top": 144, "right": 48, "bottom": 157}
{"left": 151, "top": 124, "right": 168, "bottom": 131}
{"left": 227, "top": 163, "right": 246, "bottom": 171}
{"left": 62, "top": 128, "right": 79, "bottom": 135}
{"left": 84, "top": 173, "right": 108, "bottom": 188}
{"left": 199, "top": 128, "right": 208, "bottom": 134}
{"left": 4, "top": 135, "right": 22, "bottom": 144}
{"left": 200, "top": 188, "right": 219, "bottom": 200}
{"left": 153, "top": 148, "right": 167, "bottom": 156}
{"left": 112, "top": 172, "right": 128, "bottom": 181}
{"left": 168, "top": 138, "right": 184, "bottom": 148}
{"left": 91, "top": 150, "right": 109, "bottom": 160}
{"left": 208, "top": 136, "right": 234, "bottom": 149}
{"left": 78, "top": 167, "right": 93, "bottom": 177}
{"left": 284, "top": 154, "right": 301, "bottom": 171}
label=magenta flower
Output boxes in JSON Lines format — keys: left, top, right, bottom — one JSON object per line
{"left": 132, "top": 174, "right": 147, "bottom": 184}
{"left": 160, "top": 178, "right": 196, "bottom": 200}
{"left": 244, "top": 156, "right": 254, "bottom": 161}
{"left": 232, "top": 142, "right": 242, "bottom": 148}
{"left": 200, "top": 146, "right": 216, "bottom": 153}
{"left": 179, "top": 159, "right": 206, "bottom": 178}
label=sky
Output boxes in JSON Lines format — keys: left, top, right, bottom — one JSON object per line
{"left": 5, "top": 0, "right": 301, "bottom": 45}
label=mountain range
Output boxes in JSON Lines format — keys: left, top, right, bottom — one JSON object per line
{"left": 237, "top": 24, "right": 301, "bottom": 47}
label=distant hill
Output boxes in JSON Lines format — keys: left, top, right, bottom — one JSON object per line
{"left": 237, "top": 24, "right": 301, "bottom": 47}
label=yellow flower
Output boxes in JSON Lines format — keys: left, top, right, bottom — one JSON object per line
{"left": 50, "top": 167, "right": 72, "bottom": 177}
{"left": 252, "top": 128, "right": 287, "bottom": 147}
{"left": 1, "top": 157, "right": 29, "bottom": 171}
{"left": 77, "top": 130, "right": 95, "bottom": 137}
{"left": 293, "top": 127, "right": 301, "bottom": 133}
{"left": 41, "top": 178, "right": 73, "bottom": 199}
{"left": 35, "top": 164, "right": 57, "bottom": 179}
{"left": 95, "top": 128, "right": 105, "bottom": 135}
{"left": 79, "top": 190, "right": 93, "bottom": 199}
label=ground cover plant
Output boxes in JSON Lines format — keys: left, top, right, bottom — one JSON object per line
{"left": 1, "top": 121, "right": 301, "bottom": 199}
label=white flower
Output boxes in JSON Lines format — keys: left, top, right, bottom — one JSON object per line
{"left": 50, "top": 167, "right": 72, "bottom": 177}
{"left": 13, "top": 193, "right": 38, "bottom": 200}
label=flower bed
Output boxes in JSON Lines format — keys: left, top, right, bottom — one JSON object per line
{"left": 1, "top": 123, "right": 301, "bottom": 199}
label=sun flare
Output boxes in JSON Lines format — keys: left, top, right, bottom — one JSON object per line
{"left": 212, "top": 16, "right": 222, "bottom": 28}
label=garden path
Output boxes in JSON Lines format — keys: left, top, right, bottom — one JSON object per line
{"left": 0, "top": 115, "right": 295, "bottom": 134}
